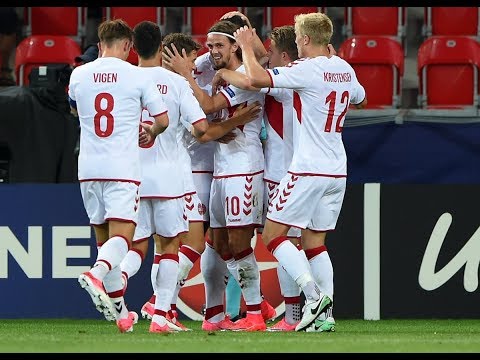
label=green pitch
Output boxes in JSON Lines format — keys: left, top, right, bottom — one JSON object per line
{"left": 0, "top": 318, "right": 479, "bottom": 353}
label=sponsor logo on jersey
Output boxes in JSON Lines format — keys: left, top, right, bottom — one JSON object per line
{"left": 272, "top": 68, "right": 280, "bottom": 75}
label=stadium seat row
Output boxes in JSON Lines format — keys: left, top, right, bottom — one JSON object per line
{"left": 13, "top": 7, "right": 480, "bottom": 110}
{"left": 21, "top": 7, "right": 480, "bottom": 46}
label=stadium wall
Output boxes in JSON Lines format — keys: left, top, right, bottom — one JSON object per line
{"left": 0, "top": 120, "right": 479, "bottom": 319}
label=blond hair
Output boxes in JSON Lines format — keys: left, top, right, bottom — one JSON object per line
{"left": 294, "top": 12, "right": 333, "bottom": 46}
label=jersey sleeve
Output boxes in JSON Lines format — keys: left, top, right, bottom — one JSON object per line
{"left": 141, "top": 77, "right": 168, "bottom": 117}
{"left": 219, "top": 83, "right": 253, "bottom": 108}
{"left": 349, "top": 71, "right": 366, "bottom": 105}
{"left": 179, "top": 79, "right": 207, "bottom": 126}
{"left": 266, "top": 60, "right": 313, "bottom": 90}
{"left": 67, "top": 68, "right": 78, "bottom": 101}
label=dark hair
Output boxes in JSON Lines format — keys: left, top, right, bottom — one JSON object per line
{"left": 162, "top": 33, "right": 201, "bottom": 56}
{"left": 269, "top": 25, "right": 299, "bottom": 61}
{"left": 97, "top": 19, "right": 133, "bottom": 47}
{"left": 133, "top": 21, "right": 162, "bottom": 59}
{"left": 207, "top": 20, "right": 242, "bottom": 60}
{"left": 225, "top": 15, "right": 248, "bottom": 28}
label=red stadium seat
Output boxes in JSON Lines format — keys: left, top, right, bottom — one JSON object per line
{"left": 104, "top": 7, "right": 165, "bottom": 33}
{"left": 423, "top": 7, "right": 480, "bottom": 38}
{"left": 338, "top": 36, "right": 404, "bottom": 109}
{"left": 104, "top": 8, "right": 165, "bottom": 65}
{"left": 417, "top": 36, "right": 480, "bottom": 109}
{"left": 15, "top": 35, "right": 81, "bottom": 86}
{"left": 183, "top": 7, "right": 242, "bottom": 36}
{"left": 263, "top": 7, "right": 325, "bottom": 33}
{"left": 23, "top": 7, "right": 87, "bottom": 44}
{"left": 343, "top": 7, "right": 406, "bottom": 43}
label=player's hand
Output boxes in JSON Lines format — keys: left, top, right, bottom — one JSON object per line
{"left": 216, "top": 131, "right": 236, "bottom": 144}
{"left": 162, "top": 43, "right": 191, "bottom": 78}
{"left": 233, "top": 101, "right": 262, "bottom": 125}
{"left": 220, "top": 11, "right": 252, "bottom": 28}
{"left": 327, "top": 43, "right": 337, "bottom": 56}
{"left": 234, "top": 26, "right": 255, "bottom": 49}
{"left": 139, "top": 122, "right": 156, "bottom": 145}
{"left": 212, "top": 70, "right": 227, "bottom": 94}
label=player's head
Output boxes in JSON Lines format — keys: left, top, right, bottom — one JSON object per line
{"left": 268, "top": 25, "right": 298, "bottom": 68}
{"left": 206, "top": 20, "right": 242, "bottom": 70}
{"left": 133, "top": 21, "right": 162, "bottom": 61}
{"left": 294, "top": 12, "right": 333, "bottom": 58}
{"left": 162, "top": 33, "right": 202, "bottom": 74}
{"left": 224, "top": 14, "right": 249, "bottom": 28}
{"left": 97, "top": 19, "right": 133, "bottom": 61}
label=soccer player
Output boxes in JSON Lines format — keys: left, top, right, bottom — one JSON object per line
{"left": 127, "top": 21, "right": 211, "bottom": 333}
{"left": 163, "top": 19, "right": 268, "bottom": 331}
{"left": 214, "top": 25, "right": 337, "bottom": 332}
{"left": 233, "top": 12, "right": 367, "bottom": 332}
{"left": 68, "top": 19, "right": 169, "bottom": 333}
{"left": 118, "top": 26, "right": 261, "bottom": 330}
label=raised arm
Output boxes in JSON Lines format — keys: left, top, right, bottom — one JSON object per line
{"left": 162, "top": 44, "right": 228, "bottom": 114}
{"left": 234, "top": 26, "right": 272, "bottom": 88}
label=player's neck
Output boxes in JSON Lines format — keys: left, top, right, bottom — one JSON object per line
{"left": 138, "top": 56, "right": 161, "bottom": 68}
{"left": 226, "top": 56, "right": 242, "bottom": 71}
{"left": 303, "top": 45, "right": 330, "bottom": 59}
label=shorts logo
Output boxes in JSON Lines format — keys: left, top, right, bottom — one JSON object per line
{"left": 272, "top": 68, "right": 280, "bottom": 75}
{"left": 225, "top": 87, "right": 235, "bottom": 98}
{"left": 198, "top": 203, "right": 206, "bottom": 215}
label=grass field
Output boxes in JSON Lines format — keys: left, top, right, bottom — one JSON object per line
{"left": 0, "top": 318, "right": 479, "bottom": 353}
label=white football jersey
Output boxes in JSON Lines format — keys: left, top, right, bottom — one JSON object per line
{"left": 216, "top": 64, "right": 265, "bottom": 176}
{"left": 69, "top": 57, "right": 167, "bottom": 182}
{"left": 178, "top": 52, "right": 218, "bottom": 172}
{"left": 261, "top": 87, "right": 298, "bottom": 183}
{"left": 138, "top": 66, "right": 206, "bottom": 198}
{"left": 266, "top": 56, "right": 365, "bottom": 176}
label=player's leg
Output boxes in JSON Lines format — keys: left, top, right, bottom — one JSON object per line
{"left": 267, "top": 234, "right": 303, "bottom": 331}
{"left": 225, "top": 173, "right": 266, "bottom": 331}
{"left": 262, "top": 174, "right": 332, "bottom": 331}
{"left": 119, "top": 198, "right": 152, "bottom": 294}
{"left": 149, "top": 197, "right": 188, "bottom": 333}
{"left": 301, "top": 177, "right": 346, "bottom": 332}
{"left": 201, "top": 178, "right": 234, "bottom": 330}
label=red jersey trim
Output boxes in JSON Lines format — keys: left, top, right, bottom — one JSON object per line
{"left": 150, "top": 110, "right": 168, "bottom": 117}
{"left": 263, "top": 178, "right": 280, "bottom": 185}
{"left": 287, "top": 171, "right": 347, "bottom": 178}
{"left": 192, "top": 117, "right": 207, "bottom": 126}
{"left": 266, "top": 70, "right": 274, "bottom": 88}
{"left": 213, "top": 170, "right": 264, "bottom": 179}
{"left": 192, "top": 170, "right": 214, "bottom": 174}
{"left": 79, "top": 179, "right": 141, "bottom": 186}
{"left": 140, "top": 194, "right": 185, "bottom": 200}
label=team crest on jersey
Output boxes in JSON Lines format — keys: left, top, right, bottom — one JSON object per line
{"left": 272, "top": 68, "right": 280, "bottom": 75}
{"left": 198, "top": 203, "right": 206, "bottom": 215}
{"left": 225, "top": 87, "right": 235, "bottom": 98}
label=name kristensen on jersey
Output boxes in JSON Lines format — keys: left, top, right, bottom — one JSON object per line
{"left": 323, "top": 72, "right": 352, "bottom": 83}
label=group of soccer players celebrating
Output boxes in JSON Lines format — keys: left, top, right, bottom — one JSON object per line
{"left": 68, "top": 9, "right": 366, "bottom": 334}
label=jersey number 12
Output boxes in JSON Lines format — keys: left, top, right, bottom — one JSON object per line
{"left": 324, "top": 90, "right": 349, "bottom": 133}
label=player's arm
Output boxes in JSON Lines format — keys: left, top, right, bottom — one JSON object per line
{"left": 195, "top": 101, "right": 262, "bottom": 143}
{"left": 350, "top": 73, "right": 368, "bottom": 109}
{"left": 68, "top": 96, "right": 78, "bottom": 117}
{"left": 213, "top": 68, "right": 261, "bottom": 92}
{"left": 139, "top": 111, "right": 169, "bottom": 146}
{"left": 191, "top": 118, "right": 208, "bottom": 138}
{"left": 220, "top": 10, "right": 268, "bottom": 66}
{"left": 234, "top": 26, "right": 272, "bottom": 88}
{"left": 163, "top": 44, "right": 228, "bottom": 114}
